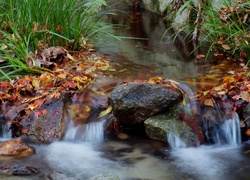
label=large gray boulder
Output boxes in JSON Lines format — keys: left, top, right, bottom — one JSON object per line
{"left": 144, "top": 107, "right": 202, "bottom": 147}
{"left": 108, "top": 83, "right": 182, "bottom": 124}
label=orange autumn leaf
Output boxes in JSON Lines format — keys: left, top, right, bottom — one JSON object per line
{"left": 196, "top": 54, "right": 205, "bottom": 59}
{"left": 41, "top": 109, "right": 47, "bottom": 115}
{"left": 149, "top": 77, "right": 163, "bottom": 84}
{"left": 246, "top": 129, "right": 250, "bottom": 136}
{"left": 34, "top": 110, "right": 41, "bottom": 118}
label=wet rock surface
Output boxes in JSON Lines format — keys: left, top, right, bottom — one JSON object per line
{"left": 0, "top": 138, "right": 34, "bottom": 156}
{"left": 21, "top": 97, "right": 67, "bottom": 143}
{"left": 144, "top": 107, "right": 202, "bottom": 146}
{"left": 0, "top": 164, "right": 38, "bottom": 175}
{"left": 46, "top": 171, "right": 79, "bottom": 180}
{"left": 108, "top": 83, "right": 182, "bottom": 124}
{"left": 89, "top": 173, "right": 120, "bottom": 180}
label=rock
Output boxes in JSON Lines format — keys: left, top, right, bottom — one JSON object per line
{"left": 137, "top": 0, "right": 228, "bottom": 29}
{"left": 0, "top": 138, "right": 34, "bottom": 156}
{"left": 242, "top": 103, "right": 250, "bottom": 127}
{"left": 144, "top": 107, "right": 202, "bottom": 146}
{"left": 108, "top": 83, "right": 181, "bottom": 124}
{"left": 89, "top": 173, "right": 120, "bottom": 180}
{"left": 21, "top": 97, "right": 67, "bottom": 143}
{"left": 46, "top": 171, "right": 78, "bottom": 180}
{"left": 0, "top": 164, "right": 38, "bottom": 175}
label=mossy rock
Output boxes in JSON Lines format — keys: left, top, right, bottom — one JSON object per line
{"left": 144, "top": 107, "right": 199, "bottom": 146}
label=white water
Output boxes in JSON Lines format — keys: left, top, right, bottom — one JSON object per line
{"left": 210, "top": 113, "right": 241, "bottom": 146}
{"left": 170, "top": 145, "right": 249, "bottom": 180}
{"left": 167, "top": 133, "right": 187, "bottom": 148}
{"left": 0, "top": 123, "right": 11, "bottom": 141}
{"left": 64, "top": 119, "right": 105, "bottom": 143}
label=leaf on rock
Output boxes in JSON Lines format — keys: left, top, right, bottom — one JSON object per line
{"left": 240, "top": 91, "right": 250, "bottom": 102}
{"left": 98, "top": 106, "right": 112, "bottom": 118}
{"left": 34, "top": 110, "right": 41, "bottom": 118}
{"left": 149, "top": 77, "right": 163, "bottom": 84}
{"left": 41, "top": 109, "right": 47, "bottom": 115}
{"left": 204, "top": 98, "right": 214, "bottom": 107}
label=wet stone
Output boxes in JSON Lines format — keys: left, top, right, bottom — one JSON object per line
{"left": 108, "top": 83, "right": 182, "bottom": 124}
{"left": 89, "top": 173, "right": 120, "bottom": 180}
{"left": 0, "top": 164, "right": 38, "bottom": 176}
{"left": 46, "top": 171, "right": 79, "bottom": 180}
{"left": 0, "top": 138, "right": 35, "bottom": 156}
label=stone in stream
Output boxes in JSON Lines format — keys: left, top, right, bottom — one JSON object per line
{"left": 0, "top": 138, "right": 34, "bottom": 156}
{"left": 0, "top": 164, "right": 38, "bottom": 176}
{"left": 108, "top": 83, "right": 182, "bottom": 124}
{"left": 21, "top": 97, "right": 68, "bottom": 143}
{"left": 89, "top": 173, "right": 120, "bottom": 180}
{"left": 46, "top": 171, "right": 79, "bottom": 180}
{"left": 144, "top": 106, "right": 204, "bottom": 147}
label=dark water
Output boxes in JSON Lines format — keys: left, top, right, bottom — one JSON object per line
{"left": 0, "top": 2, "right": 250, "bottom": 180}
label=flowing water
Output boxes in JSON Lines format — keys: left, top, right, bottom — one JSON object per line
{"left": 0, "top": 2, "right": 250, "bottom": 180}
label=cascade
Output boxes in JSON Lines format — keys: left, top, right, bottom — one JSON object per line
{"left": 0, "top": 123, "right": 11, "bottom": 140}
{"left": 207, "top": 113, "right": 241, "bottom": 146}
{"left": 174, "top": 82, "right": 241, "bottom": 147}
{"left": 64, "top": 119, "right": 105, "bottom": 143}
{"left": 167, "top": 133, "right": 187, "bottom": 148}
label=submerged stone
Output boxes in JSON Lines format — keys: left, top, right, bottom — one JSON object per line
{"left": 46, "top": 171, "right": 78, "bottom": 180}
{"left": 108, "top": 83, "right": 181, "bottom": 124}
{"left": 89, "top": 173, "right": 120, "bottom": 180}
{"left": 0, "top": 164, "right": 38, "bottom": 176}
{"left": 0, "top": 138, "right": 34, "bottom": 156}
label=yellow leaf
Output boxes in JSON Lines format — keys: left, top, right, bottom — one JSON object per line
{"left": 204, "top": 99, "right": 214, "bottom": 107}
{"left": 213, "top": 84, "right": 225, "bottom": 91}
{"left": 32, "top": 79, "right": 40, "bottom": 90}
{"left": 222, "top": 44, "right": 231, "bottom": 50}
{"left": 149, "top": 77, "right": 163, "bottom": 84}
{"left": 240, "top": 91, "right": 250, "bottom": 102}
{"left": 98, "top": 106, "right": 112, "bottom": 118}
{"left": 67, "top": 53, "right": 76, "bottom": 61}
{"left": 84, "top": 105, "right": 91, "bottom": 113}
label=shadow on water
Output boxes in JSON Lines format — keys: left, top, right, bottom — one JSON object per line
{"left": 0, "top": 2, "right": 250, "bottom": 180}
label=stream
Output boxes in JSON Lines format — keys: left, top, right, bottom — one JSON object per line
{"left": 1, "top": 2, "right": 250, "bottom": 180}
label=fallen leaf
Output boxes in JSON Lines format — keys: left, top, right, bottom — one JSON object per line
{"left": 98, "top": 106, "right": 112, "bottom": 118}
{"left": 34, "top": 110, "right": 41, "bottom": 118}
{"left": 41, "top": 109, "right": 47, "bottom": 115}
{"left": 222, "top": 44, "right": 231, "bottom": 50}
{"left": 204, "top": 98, "right": 214, "bottom": 107}
{"left": 196, "top": 54, "right": 205, "bottom": 59}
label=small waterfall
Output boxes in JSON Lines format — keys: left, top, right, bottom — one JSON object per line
{"left": 211, "top": 113, "right": 241, "bottom": 146}
{"left": 167, "top": 133, "right": 187, "bottom": 148}
{"left": 64, "top": 120, "right": 105, "bottom": 143}
{"left": 0, "top": 123, "right": 11, "bottom": 140}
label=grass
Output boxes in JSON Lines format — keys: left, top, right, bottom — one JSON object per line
{"left": 0, "top": 0, "right": 119, "bottom": 80}
{"left": 164, "top": 1, "right": 250, "bottom": 62}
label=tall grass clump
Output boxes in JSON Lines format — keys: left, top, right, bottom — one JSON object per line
{"left": 198, "top": 1, "right": 250, "bottom": 59}
{"left": 0, "top": 0, "right": 117, "bottom": 80}
{"left": 164, "top": 1, "right": 250, "bottom": 61}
